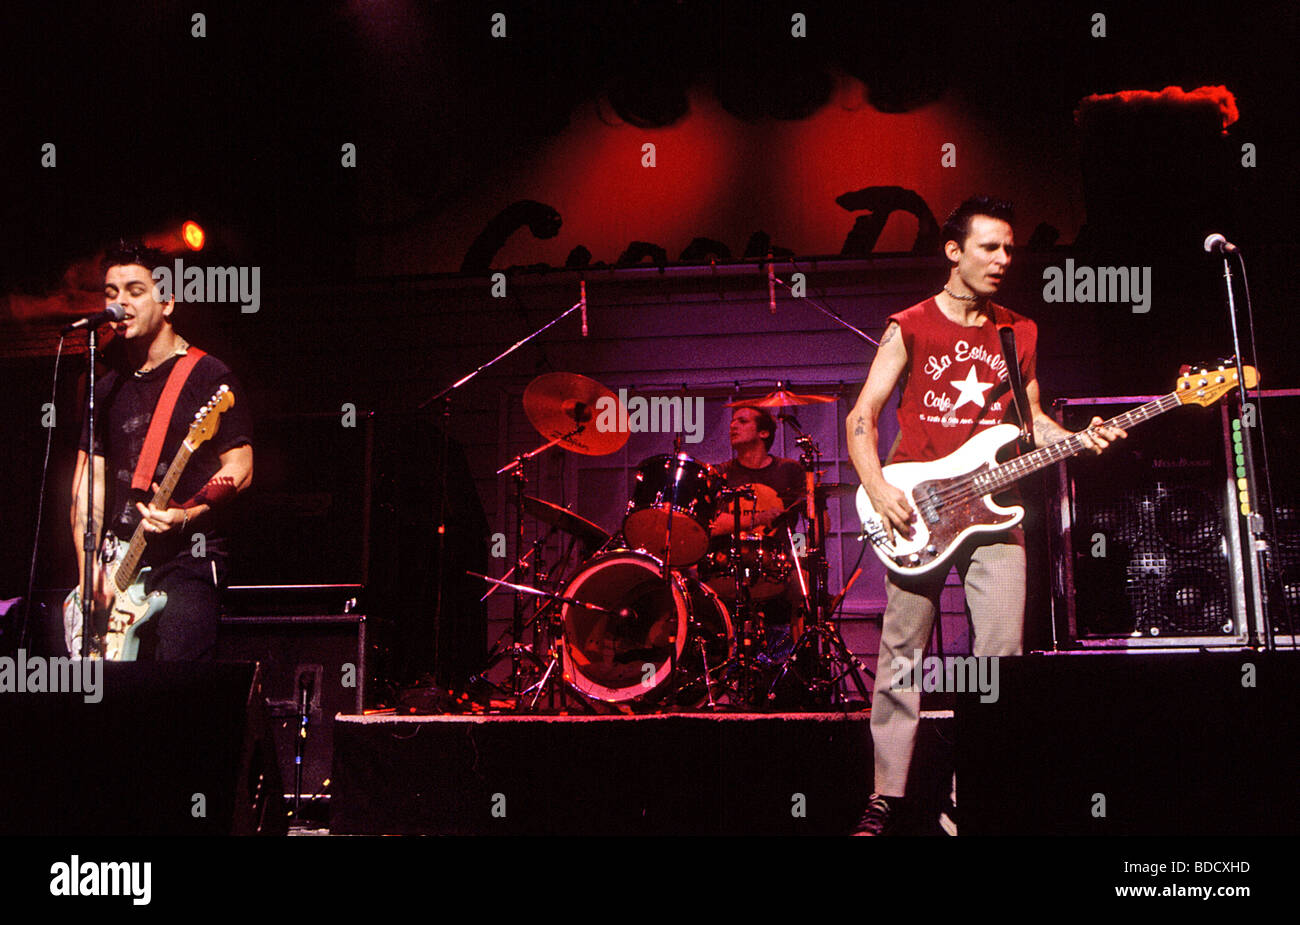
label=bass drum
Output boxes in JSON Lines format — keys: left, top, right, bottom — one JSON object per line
{"left": 561, "top": 551, "right": 733, "bottom": 706}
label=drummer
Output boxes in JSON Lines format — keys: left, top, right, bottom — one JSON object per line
{"left": 710, "top": 405, "right": 805, "bottom": 538}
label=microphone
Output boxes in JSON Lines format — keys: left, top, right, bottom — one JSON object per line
{"left": 767, "top": 260, "right": 777, "bottom": 315}
{"left": 61, "top": 303, "right": 125, "bottom": 334}
{"left": 1203, "top": 233, "right": 1239, "bottom": 254}
{"left": 580, "top": 280, "right": 588, "bottom": 337}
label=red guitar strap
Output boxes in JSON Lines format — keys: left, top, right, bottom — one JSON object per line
{"left": 130, "top": 348, "right": 207, "bottom": 492}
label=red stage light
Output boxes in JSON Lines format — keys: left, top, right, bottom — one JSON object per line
{"left": 182, "top": 221, "right": 205, "bottom": 251}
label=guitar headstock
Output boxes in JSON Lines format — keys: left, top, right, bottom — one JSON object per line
{"left": 185, "top": 385, "right": 235, "bottom": 448}
{"left": 1174, "top": 361, "right": 1258, "bottom": 407}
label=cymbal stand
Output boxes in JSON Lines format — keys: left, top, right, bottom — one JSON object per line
{"left": 467, "top": 571, "right": 619, "bottom": 713}
{"left": 487, "top": 430, "right": 578, "bottom": 710}
{"left": 478, "top": 526, "right": 554, "bottom": 665}
{"left": 771, "top": 419, "right": 872, "bottom": 705}
{"left": 417, "top": 288, "right": 587, "bottom": 686}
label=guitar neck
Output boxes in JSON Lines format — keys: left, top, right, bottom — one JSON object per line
{"left": 977, "top": 392, "right": 1182, "bottom": 495}
{"left": 115, "top": 441, "right": 194, "bottom": 592}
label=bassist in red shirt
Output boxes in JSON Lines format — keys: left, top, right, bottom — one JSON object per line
{"left": 845, "top": 197, "right": 1126, "bottom": 834}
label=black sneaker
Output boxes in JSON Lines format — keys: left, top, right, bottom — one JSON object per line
{"left": 851, "top": 794, "right": 897, "bottom": 836}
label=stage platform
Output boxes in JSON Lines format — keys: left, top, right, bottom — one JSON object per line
{"left": 3, "top": 652, "right": 1296, "bottom": 836}
{"left": 329, "top": 711, "right": 895, "bottom": 836}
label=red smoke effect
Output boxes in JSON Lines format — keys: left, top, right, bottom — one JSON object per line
{"left": 3, "top": 227, "right": 189, "bottom": 326}
{"left": 1075, "top": 85, "right": 1239, "bottom": 133}
{"left": 3, "top": 258, "right": 103, "bottom": 324}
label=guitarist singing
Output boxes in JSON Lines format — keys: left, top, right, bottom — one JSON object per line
{"left": 69, "top": 239, "right": 253, "bottom": 660}
{"left": 845, "top": 197, "right": 1126, "bottom": 835}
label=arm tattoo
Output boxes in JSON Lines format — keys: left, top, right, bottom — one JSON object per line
{"left": 854, "top": 415, "right": 868, "bottom": 436}
{"left": 879, "top": 322, "right": 898, "bottom": 347}
{"left": 1034, "top": 417, "right": 1068, "bottom": 446}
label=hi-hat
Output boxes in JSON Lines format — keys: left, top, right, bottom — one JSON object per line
{"left": 523, "top": 372, "right": 627, "bottom": 456}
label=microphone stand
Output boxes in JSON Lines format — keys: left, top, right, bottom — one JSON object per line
{"left": 294, "top": 671, "right": 314, "bottom": 818}
{"left": 1214, "top": 250, "right": 1273, "bottom": 650}
{"left": 78, "top": 326, "right": 100, "bottom": 659}
{"left": 771, "top": 264, "right": 879, "bottom": 346}
{"left": 414, "top": 289, "right": 586, "bottom": 687}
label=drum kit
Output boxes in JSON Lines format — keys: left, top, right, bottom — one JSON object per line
{"left": 470, "top": 372, "right": 871, "bottom": 712}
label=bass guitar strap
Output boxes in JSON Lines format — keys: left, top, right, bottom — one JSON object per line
{"left": 996, "top": 319, "right": 1034, "bottom": 453}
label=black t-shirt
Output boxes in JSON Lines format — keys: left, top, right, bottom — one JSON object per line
{"left": 79, "top": 351, "right": 253, "bottom": 566}
{"left": 721, "top": 456, "right": 806, "bottom": 533}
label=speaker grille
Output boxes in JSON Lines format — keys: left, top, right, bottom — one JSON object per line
{"left": 1060, "top": 401, "right": 1237, "bottom": 639}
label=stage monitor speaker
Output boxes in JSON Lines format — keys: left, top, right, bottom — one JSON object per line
{"left": 1051, "top": 396, "right": 1245, "bottom": 644}
{"left": 957, "top": 652, "right": 1300, "bottom": 835}
{"left": 0, "top": 661, "right": 283, "bottom": 835}
{"left": 217, "top": 614, "right": 366, "bottom": 805}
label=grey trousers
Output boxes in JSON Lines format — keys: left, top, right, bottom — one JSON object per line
{"left": 870, "top": 533, "right": 1025, "bottom": 797}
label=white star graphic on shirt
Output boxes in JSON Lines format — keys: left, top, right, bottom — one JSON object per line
{"left": 950, "top": 364, "right": 994, "bottom": 410}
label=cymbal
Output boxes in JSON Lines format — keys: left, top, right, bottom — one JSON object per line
{"left": 522, "top": 496, "right": 611, "bottom": 549}
{"left": 523, "top": 372, "right": 627, "bottom": 456}
{"left": 726, "top": 388, "right": 837, "bottom": 408}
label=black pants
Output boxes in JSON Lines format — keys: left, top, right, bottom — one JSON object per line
{"left": 136, "top": 554, "right": 228, "bottom": 661}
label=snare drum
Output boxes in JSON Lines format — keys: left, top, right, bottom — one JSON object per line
{"left": 622, "top": 453, "right": 721, "bottom": 567}
{"left": 699, "top": 533, "right": 795, "bottom": 601}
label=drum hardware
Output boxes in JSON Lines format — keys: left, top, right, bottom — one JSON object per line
{"left": 714, "top": 484, "right": 767, "bottom": 708}
{"left": 479, "top": 542, "right": 537, "bottom": 602}
{"left": 468, "top": 372, "right": 630, "bottom": 712}
{"left": 418, "top": 291, "right": 591, "bottom": 691}
{"left": 767, "top": 415, "right": 873, "bottom": 706}
{"left": 468, "top": 570, "right": 630, "bottom": 710}
{"left": 700, "top": 534, "right": 795, "bottom": 601}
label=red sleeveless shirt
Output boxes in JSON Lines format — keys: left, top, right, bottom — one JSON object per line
{"left": 888, "top": 297, "right": 1037, "bottom": 464}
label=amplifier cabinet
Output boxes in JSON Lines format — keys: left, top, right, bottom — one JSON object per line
{"left": 217, "top": 614, "right": 366, "bottom": 802}
{"left": 1049, "top": 396, "right": 1247, "bottom": 646}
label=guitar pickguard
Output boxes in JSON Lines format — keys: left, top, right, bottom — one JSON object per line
{"left": 857, "top": 424, "right": 1026, "bottom": 576}
{"left": 63, "top": 540, "right": 166, "bottom": 661}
